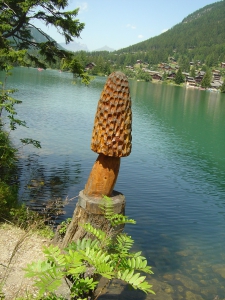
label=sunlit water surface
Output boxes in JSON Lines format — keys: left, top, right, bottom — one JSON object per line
{"left": 1, "top": 67, "right": 225, "bottom": 300}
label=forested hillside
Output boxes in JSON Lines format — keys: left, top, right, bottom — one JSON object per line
{"left": 70, "top": 0, "right": 225, "bottom": 73}
{"left": 114, "top": 0, "right": 225, "bottom": 66}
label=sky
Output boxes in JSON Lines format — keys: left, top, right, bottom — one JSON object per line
{"left": 33, "top": 0, "right": 218, "bottom": 51}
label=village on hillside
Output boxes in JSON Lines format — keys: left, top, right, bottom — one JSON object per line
{"left": 84, "top": 58, "right": 225, "bottom": 91}
{"left": 124, "top": 59, "right": 225, "bottom": 91}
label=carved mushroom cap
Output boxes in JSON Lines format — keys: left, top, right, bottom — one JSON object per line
{"left": 91, "top": 71, "right": 132, "bottom": 157}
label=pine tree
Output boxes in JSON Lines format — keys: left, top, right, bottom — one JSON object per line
{"left": 201, "top": 70, "right": 212, "bottom": 88}
{"left": 190, "top": 67, "right": 196, "bottom": 78}
{"left": 0, "top": 1, "right": 88, "bottom": 81}
{"left": 174, "top": 68, "right": 185, "bottom": 85}
{"left": 220, "top": 79, "right": 225, "bottom": 93}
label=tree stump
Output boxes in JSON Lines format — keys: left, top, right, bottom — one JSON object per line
{"left": 53, "top": 190, "right": 125, "bottom": 248}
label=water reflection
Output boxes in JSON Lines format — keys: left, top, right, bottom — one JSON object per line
{"left": 17, "top": 153, "right": 82, "bottom": 222}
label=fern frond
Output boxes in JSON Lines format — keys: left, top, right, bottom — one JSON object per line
{"left": 117, "top": 270, "right": 155, "bottom": 294}
{"left": 114, "top": 233, "right": 134, "bottom": 254}
{"left": 109, "top": 214, "right": 136, "bottom": 226}
{"left": 100, "top": 196, "right": 135, "bottom": 227}
{"left": 78, "top": 247, "right": 113, "bottom": 278}
{"left": 25, "top": 260, "right": 53, "bottom": 278}
{"left": 82, "top": 247, "right": 110, "bottom": 264}
{"left": 25, "top": 260, "right": 63, "bottom": 296}
{"left": 81, "top": 223, "right": 106, "bottom": 241}
{"left": 99, "top": 195, "right": 114, "bottom": 218}
{"left": 71, "top": 277, "right": 98, "bottom": 299}
{"left": 42, "top": 245, "right": 65, "bottom": 267}
{"left": 95, "top": 262, "right": 113, "bottom": 279}
{"left": 64, "top": 250, "right": 85, "bottom": 275}
{"left": 75, "top": 238, "right": 100, "bottom": 250}
{"left": 127, "top": 257, "right": 153, "bottom": 274}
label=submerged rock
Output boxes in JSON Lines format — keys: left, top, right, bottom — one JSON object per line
{"left": 212, "top": 264, "right": 225, "bottom": 278}
{"left": 163, "top": 273, "right": 174, "bottom": 281}
{"left": 176, "top": 250, "right": 192, "bottom": 257}
{"left": 175, "top": 274, "right": 200, "bottom": 292}
{"left": 186, "top": 290, "right": 204, "bottom": 300}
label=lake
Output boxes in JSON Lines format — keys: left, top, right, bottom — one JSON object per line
{"left": 1, "top": 67, "right": 225, "bottom": 300}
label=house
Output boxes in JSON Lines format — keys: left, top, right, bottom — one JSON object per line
{"left": 182, "top": 72, "right": 190, "bottom": 80}
{"left": 85, "top": 62, "right": 96, "bottom": 70}
{"left": 221, "top": 62, "right": 225, "bottom": 68}
{"left": 186, "top": 76, "right": 197, "bottom": 87}
{"left": 167, "top": 72, "right": 176, "bottom": 80}
{"left": 152, "top": 73, "right": 162, "bottom": 80}
{"left": 195, "top": 71, "right": 205, "bottom": 84}
{"left": 159, "top": 63, "right": 172, "bottom": 71}
{"left": 212, "top": 70, "right": 221, "bottom": 81}
{"left": 151, "top": 72, "right": 162, "bottom": 80}
{"left": 126, "top": 65, "right": 134, "bottom": 70}
{"left": 210, "top": 81, "right": 222, "bottom": 89}
{"left": 169, "top": 57, "right": 176, "bottom": 62}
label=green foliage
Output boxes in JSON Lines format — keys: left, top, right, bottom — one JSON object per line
{"left": 0, "top": 130, "right": 17, "bottom": 169}
{"left": 174, "top": 68, "right": 185, "bottom": 85}
{"left": 0, "top": 1, "right": 83, "bottom": 67}
{"left": 190, "top": 66, "right": 196, "bottom": 78}
{"left": 58, "top": 218, "right": 72, "bottom": 236}
{"left": 162, "top": 72, "right": 167, "bottom": 81}
{"left": 9, "top": 204, "right": 54, "bottom": 238}
{"left": 0, "top": 68, "right": 41, "bottom": 153}
{"left": 0, "top": 128, "right": 18, "bottom": 220}
{"left": 25, "top": 197, "right": 155, "bottom": 299}
{"left": 220, "top": 79, "right": 225, "bottom": 93}
{"left": 0, "top": 178, "right": 18, "bottom": 220}
{"left": 61, "top": 58, "right": 91, "bottom": 85}
{"left": 201, "top": 69, "right": 212, "bottom": 88}
{"left": 178, "top": 56, "right": 190, "bottom": 73}
{"left": 136, "top": 69, "right": 152, "bottom": 82}
{"left": 100, "top": 195, "right": 136, "bottom": 227}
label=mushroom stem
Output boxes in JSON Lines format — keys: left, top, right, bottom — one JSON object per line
{"left": 83, "top": 154, "right": 120, "bottom": 197}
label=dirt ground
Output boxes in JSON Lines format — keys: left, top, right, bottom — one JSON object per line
{"left": 0, "top": 223, "right": 151, "bottom": 300}
{"left": 0, "top": 223, "right": 50, "bottom": 299}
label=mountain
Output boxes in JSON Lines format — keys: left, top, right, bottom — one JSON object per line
{"left": 29, "top": 27, "right": 65, "bottom": 51}
{"left": 59, "top": 41, "right": 89, "bottom": 52}
{"left": 115, "top": 1, "right": 225, "bottom": 66}
{"left": 93, "top": 45, "right": 115, "bottom": 52}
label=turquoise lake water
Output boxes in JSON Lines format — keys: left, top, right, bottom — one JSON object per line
{"left": 1, "top": 67, "right": 225, "bottom": 300}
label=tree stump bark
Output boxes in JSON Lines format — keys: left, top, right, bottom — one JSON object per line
{"left": 53, "top": 190, "right": 125, "bottom": 248}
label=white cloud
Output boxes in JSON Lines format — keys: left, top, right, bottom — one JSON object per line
{"left": 161, "top": 28, "right": 168, "bottom": 33}
{"left": 138, "top": 34, "right": 144, "bottom": 39}
{"left": 77, "top": 2, "right": 88, "bottom": 13}
{"left": 126, "top": 24, "right": 136, "bottom": 30}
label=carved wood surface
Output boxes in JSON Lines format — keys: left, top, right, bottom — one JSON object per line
{"left": 91, "top": 71, "right": 132, "bottom": 157}
{"left": 84, "top": 154, "right": 120, "bottom": 197}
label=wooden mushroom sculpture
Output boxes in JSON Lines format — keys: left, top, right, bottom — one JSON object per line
{"left": 84, "top": 71, "right": 132, "bottom": 197}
